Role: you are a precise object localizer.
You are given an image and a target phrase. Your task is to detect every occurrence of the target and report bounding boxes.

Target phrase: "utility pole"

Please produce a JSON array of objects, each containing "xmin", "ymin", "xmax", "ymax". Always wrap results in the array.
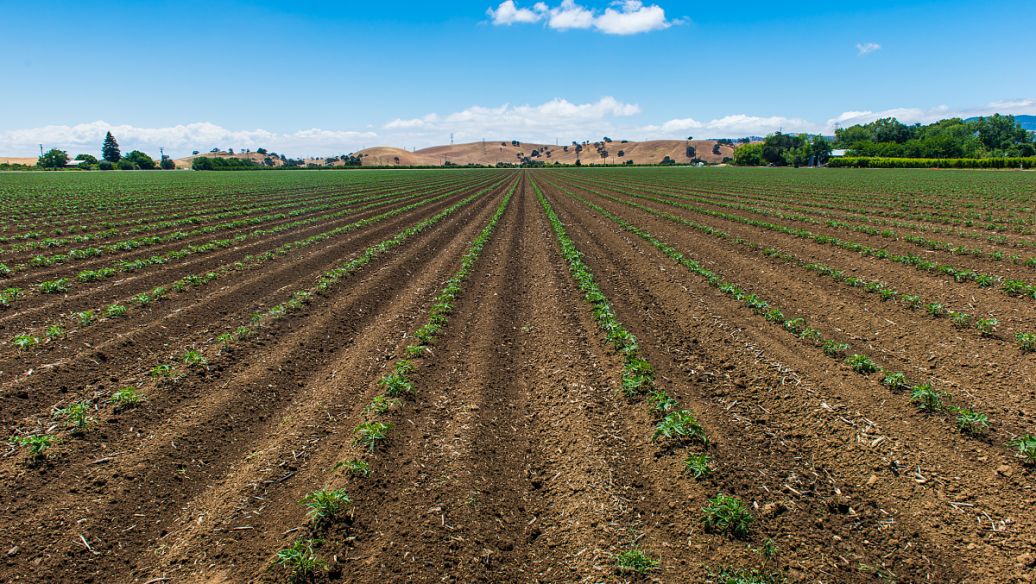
[
  {"xmin": 450, "ymin": 133, "xmax": 454, "ymax": 145},
  {"xmin": 39, "ymin": 144, "xmax": 44, "ymax": 156}
]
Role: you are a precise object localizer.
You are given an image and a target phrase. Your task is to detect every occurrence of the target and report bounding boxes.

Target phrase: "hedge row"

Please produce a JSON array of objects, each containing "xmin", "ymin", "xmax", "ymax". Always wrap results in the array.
[{"xmin": 829, "ymin": 156, "xmax": 1036, "ymax": 169}]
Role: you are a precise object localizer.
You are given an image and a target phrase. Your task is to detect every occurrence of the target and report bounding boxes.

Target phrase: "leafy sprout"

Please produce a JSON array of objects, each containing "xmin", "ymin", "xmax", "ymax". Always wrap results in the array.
[
  {"xmin": 684, "ymin": 452, "xmax": 713, "ymax": 479},
  {"xmin": 702, "ymin": 493, "xmax": 753, "ymax": 539},
  {"xmin": 615, "ymin": 547, "xmax": 660, "ymax": 575},
  {"xmin": 301, "ymin": 488, "xmax": 351, "ymax": 527}
]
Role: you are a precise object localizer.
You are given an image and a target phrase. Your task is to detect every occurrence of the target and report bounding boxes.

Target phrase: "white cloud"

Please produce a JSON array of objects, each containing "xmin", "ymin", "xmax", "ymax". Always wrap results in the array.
[
  {"xmin": 825, "ymin": 99, "xmax": 1036, "ymax": 130},
  {"xmin": 594, "ymin": 1, "xmax": 671, "ymax": 35},
  {"xmin": 384, "ymin": 96, "xmax": 641, "ymax": 143},
  {"xmin": 856, "ymin": 42, "xmax": 881, "ymax": 56},
  {"xmin": 641, "ymin": 114, "xmax": 822, "ymax": 138},
  {"xmin": 487, "ymin": 0, "xmax": 677, "ymax": 34},
  {"xmin": 0, "ymin": 121, "xmax": 376, "ymax": 158},
  {"xmin": 486, "ymin": 0, "xmax": 546, "ymax": 25}
]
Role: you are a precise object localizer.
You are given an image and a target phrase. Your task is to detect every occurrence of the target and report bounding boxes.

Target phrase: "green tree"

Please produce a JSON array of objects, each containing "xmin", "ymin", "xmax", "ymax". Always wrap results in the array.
[
  {"xmin": 37, "ymin": 148, "xmax": 69, "ymax": 169},
  {"xmin": 122, "ymin": 150, "xmax": 156, "ymax": 170},
  {"xmin": 74, "ymin": 153, "xmax": 98, "ymax": 169},
  {"xmin": 733, "ymin": 143, "xmax": 764, "ymax": 166},
  {"xmin": 159, "ymin": 155, "xmax": 176, "ymax": 170},
  {"xmin": 972, "ymin": 114, "xmax": 1030, "ymax": 155},
  {"xmin": 102, "ymin": 132, "xmax": 121, "ymax": 163}
]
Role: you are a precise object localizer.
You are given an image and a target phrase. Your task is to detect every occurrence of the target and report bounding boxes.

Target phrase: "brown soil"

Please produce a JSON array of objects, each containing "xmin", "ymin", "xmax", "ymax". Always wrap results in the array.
[{"xmin": 1, "ymin": 169, "xmax": 1032, "ymax": 584}]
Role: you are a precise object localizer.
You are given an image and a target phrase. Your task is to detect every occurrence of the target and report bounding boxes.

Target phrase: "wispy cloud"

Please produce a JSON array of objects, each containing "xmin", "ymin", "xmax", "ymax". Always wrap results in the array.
[
  {"xmin": 487, "ymin": 0, "xmax": 677, "ymax": 35},
  {"xmin": 856, "ymin": 42, "xmax": 881, "ymax": 56}
]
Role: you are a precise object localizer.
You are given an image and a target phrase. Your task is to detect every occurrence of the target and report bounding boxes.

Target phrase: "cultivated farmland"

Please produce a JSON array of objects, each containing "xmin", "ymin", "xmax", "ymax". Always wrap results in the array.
[{"xmin": 1, "ymin": 168, "xmax": 1034, "ymax": 583}]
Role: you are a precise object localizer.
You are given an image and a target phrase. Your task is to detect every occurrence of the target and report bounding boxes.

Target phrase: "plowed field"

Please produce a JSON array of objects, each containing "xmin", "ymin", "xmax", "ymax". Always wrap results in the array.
[{"xmin": 1, "ymin": 168, "xmax": 1034, "ymax": 583}]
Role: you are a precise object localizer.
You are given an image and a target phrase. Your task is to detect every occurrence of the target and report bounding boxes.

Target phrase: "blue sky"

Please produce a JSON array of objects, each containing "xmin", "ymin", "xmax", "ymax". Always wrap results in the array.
[{"xmin": 2, "ymin": 0, "xmax": 1034, "ymax": 156}]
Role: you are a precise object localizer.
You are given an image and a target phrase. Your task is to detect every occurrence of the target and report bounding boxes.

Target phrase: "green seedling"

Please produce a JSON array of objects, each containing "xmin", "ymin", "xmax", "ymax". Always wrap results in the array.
[
  {"xmin": 76, "ymin": 310, "xmax": 96, "ymax": 327},
  {"xmin": 106, "ymin": 304, "xmax": 127, "ymax": 318},
  {"xmin": 274, "ymin": 538, "xmax": 325, "ymax": 581},
  {"xmin": 55, "ymin": 400, "xmax": 93, "ymax": 432},
  {"xmin": 845, "ymin": 354, "xmax": 880, "ymax": 374},
  {"xmin": 109, "ymin": 386, "xmax": 145, "ymax": 411},
  {"xmin": 332, "ymin": 458, "xmax": 371, "ymax": 477},
  {"xmin": 881, "ymin": 372, "xmax": 908, "ymax": 391},
  {"xmin": 1018, "ymin": 332, "xmax": 1036, "ymax": 353},
  {"xmin": 910, "ymin": 383, "xmax": 947, "ymax": 413},
  {"xmin": 822, "ymin": 340, "xmax": 849, "ymax": 358},
  {"xmin": 301, "ymin": 488, "xmax": 351, "ymax": 527},
  {"xmin": 710, "ymin": 567, "xmax": 784, "ymax": 584},
  {"xmin": 975, "ymin": 317, "xmax": 998, "ymax": 337},
  {"xmin": 949, "ymin": 311, "xmax": 972, "ymax": 329},
  {"xmin": 926, "ymin": 302, "xmax": 946, "ymax": 317},
  {"xmin": 9, "ymin": 434, "xmax": 56, "ymax": 460},
  {"xmin": 12, "ymin": 334, "xmax": 38, "ymax": 350},
  {"xmin": 615, "ymin": 547, "xmax": 660, "ymax": 575},
  {"xmin": 354, "ymin": 421, "xmax": 391, "ymax": 452},
  {"xmin": 46, "ymin": 325, "xmax": 65, "ymax": 340},
  {"xmin": 954, "ymin": 408, "xmax": 990, "ymax": 437},
  {"xmin": 182, "ymin": 349, "xmax": 207, "ymax": 368},
  {"xmin": 901, "ymin": 294, "xmax": 922, "ymax": 309},
  {"xmin": 39, "ymin": 278, "xmax": 70, "ymax": 294},
  {"xmin": 653, "ymin": 410, "xmax": 708, "ymax": 445},
  {"xmin": 650, "ymin": 389, "xmax": 679, "ymax": 415},
  {"xmin": 1009, "ymin": 434, "xmax": 1036, "ymax": 464},
  {"xmin": 363, "ymin": 395, "xmax": 401, "ymax": 417},
  {"xmin": 702, "ymin": 493, "xmax": 753, "ymax": 539},
  {"xmin": 684, "ymin": 452, "xmax": 713, "ymax": 479},
  {"xmin": 621, "ymin": 357, "xmax": 654, "ymax": 397},
  {"xmin": 151, "ymin": 363, "xmax": 175, "ymax": 378}
]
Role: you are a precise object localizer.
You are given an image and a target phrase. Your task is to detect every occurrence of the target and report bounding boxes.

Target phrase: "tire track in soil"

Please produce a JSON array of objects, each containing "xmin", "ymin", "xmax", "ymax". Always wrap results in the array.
[
  {"xmin": 541, "ymin": 177, "xmax": 984, "ymax": 583},
  {"xmin": 0, "ymin": 177, "xmax": 516, "ymax": 583},
  {"xmin": 554, "ymin": 178, "xmax": 1036, "ymax": 440},
  {"xmin": 0, "ymin": 179, "xmax": 506, "ymax": 426}
]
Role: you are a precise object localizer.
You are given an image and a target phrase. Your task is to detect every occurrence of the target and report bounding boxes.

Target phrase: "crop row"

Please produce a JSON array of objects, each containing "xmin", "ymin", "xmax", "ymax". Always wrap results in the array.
[
  {"xmin": 5, "ymin": 178, "xmax": 510, "ymax": 355},
  {"xmin": 555, "ymin": 184, "xmax": 1035, "ymax": 468},
  {"xmin": 533, "ymin": 178, "xmax": 780, "ymax": 578},
  {"xmin": 6, "ymin": 177, "xmax": 506, "ymax": 468},
  {"xmin": 548, "ymin": 178, "xmax": 1034, "ymax": 351},
  {"xmin": 270, "ymin": 180, "xmax": 517, "ymax": 580},
  {"xmin": 568, "ymin": 179, "xmax": 1036, "ymax": 301}
]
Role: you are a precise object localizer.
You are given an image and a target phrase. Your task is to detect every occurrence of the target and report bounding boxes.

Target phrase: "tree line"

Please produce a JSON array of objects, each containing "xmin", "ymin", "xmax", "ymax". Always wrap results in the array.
[{"xmin": 37, "ymin": 132, "xmax": 176, "ymax": 170}]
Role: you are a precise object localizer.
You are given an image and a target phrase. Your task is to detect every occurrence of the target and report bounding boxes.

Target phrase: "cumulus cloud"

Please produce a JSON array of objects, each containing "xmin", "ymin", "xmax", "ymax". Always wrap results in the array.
[
  {"xmin": 486, "ymin": 0, "xmax": 547, "ymax": 25},
  {"xmin": 0, "ymin": 121, "xmax": 377, "ymax": 158},
  {"xmin": 383, "ymin": 96, "xmax": 641, "ymax": 143},
  {"xmin": 486, "ymin": 0, "xmax": 676, "ymax": 35},
  {"xmin": 825, "ymin": 99, "xmax": 1036, "ymax": 129},
  {"xmin": 856, "ymin": 42, "xmax": 881, "ymax": 56},
  {"xmin": 641, "ymin": 114, "xmax": 822, "ymax": 138}
]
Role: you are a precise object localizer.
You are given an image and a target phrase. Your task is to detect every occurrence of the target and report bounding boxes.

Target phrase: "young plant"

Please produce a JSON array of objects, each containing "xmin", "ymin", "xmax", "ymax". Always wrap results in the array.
[
  {"xmin": 702, "ymin": 493, "xmax": 753, "ymax": 539},
  {"xmin": 39, "ymin": 278, "xmax": 70, "ymax": 294},
  {"xmin": 615, "ymin": 547, "xmax": 660, "ymax": 575},
  {"xmin": 1010, "ymin": 434, "xmax": 1036, "ymax": 464},
  {"xmin": 106, "ymin": 304, "xmax": 128, "ymax": 318},
  {"xmin": 684, "ymin": 452, "xmax": 713, "ymax": 479},
  {"xmin": 332, "ymin": 458, "xmax": 371, "ymax": 477},
  {"xmin": 822, "ymin": 340, "xmax": 849, "ymax": 358},
  {"xmin": 621, "ymin": 357, "xmax": 654, "ymax": 398},
  {"xmin": 274, "ymin": 538, "xmax": 325, "ymax": 581},
  {"xmin": 901, "ymin": 294, "xmax": 922, "ymax": 310},
  {"xmin": 150, "ymin": 363, "xmax": 175, "ymax": 378},
  {"xmin": 783, "ymin": 318, "xmax": 806, "ymax": 335},
  {"xmin": 301, "ymin": 488, "xmax": 351, "ymax": 527},
  {"xmin": 134, "ymin": 293, "xmax": 152, "ymax": 307},
  {"xmin": 954, "ymin": 408, "xmax": 990, "ymax": 437},
  {"xmin": 378, "ymin": 369, "xmax": 413, "ymax": 398},
  {"xmin": 109, "ymin": 386, "xmax": 145, "ymax": 411},
  {"xmin": 881, "ymin": 371, "xmax": 908, "ymax": 391},
  {"xmin": 45, "ymin": 325, "xmax": 65, "ymax": 340},
  {"xmin": 10, "ymin": 433, "xmax": 57, "ymax": 460},
  {"xmin": 710, "ymin": 567, "xmax": 783, "ymax": 584},
  {"xmin": 354, "ymin": 421, "xmax": 391, "ymax": 452},
  {"xmin": 764, "ymin": 309, "xmax": 785, "ymax": 324},
  {"xmin": 1018, "ymin": 332, "xmax": 1036, "ymax": 353},
  {"xmin": 364, "ymin": 394, "xmax": 401, "ymax": 417},
  {"xmin": 910, "ymin": 383, "xmax": 947, "ymax": 413},
  {"xmin": 649, "ymin": 389, "xmax": 679, "ymax": 415},
  {"xmin": 12, "ymin": 334, "xmax": 39, "ymax": 351},
  {"xmin": 975, "ymin": 317, "xmax": 998, "ymax": 338},
  {"xmin": 55, "ymin": 400, "xmax": 93, "ymax": 433},
  {"xmin": 653, "ymin": 410, "xmax": 708, "ymax": 445},
  {"xmin": 76, "ymin": 310, "xmax": 96, "ymax": 327},
  {"xmin": 925, "ymin": 302, "xmax": 946, "ymax": 318},
  {"xmin": 845, "ymin": 354, "xmax": 880, "ymax": 374},
  {"xmin": 949, "ymin": 311, "xmax": 972, "ymax": 329},
  {"xmin": 182, "ymin": 349, "xmax": 207, "ymax": 368}
]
